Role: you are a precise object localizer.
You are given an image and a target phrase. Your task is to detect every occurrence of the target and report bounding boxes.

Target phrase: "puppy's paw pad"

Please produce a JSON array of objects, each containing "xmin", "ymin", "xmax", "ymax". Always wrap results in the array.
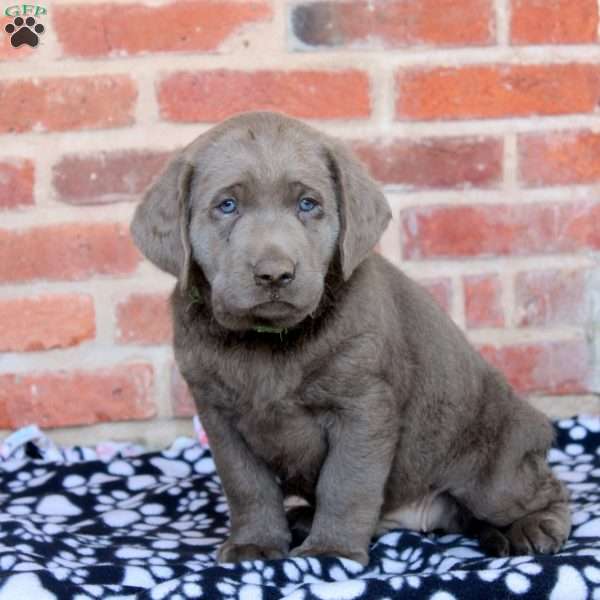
[
  {"xmin": 217, "ymin": 541, "xmax": 286, "ymax": 563},
  {"xmin": 508, "ymin": 515, "xmax": 568, "ymax": 555}
]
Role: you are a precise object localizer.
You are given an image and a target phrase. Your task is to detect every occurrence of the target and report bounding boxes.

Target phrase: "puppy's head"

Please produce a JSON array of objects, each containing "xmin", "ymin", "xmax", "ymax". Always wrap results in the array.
[{"xmin": 131, "ymin": 112, "xmax": 390, "ymax": 332}]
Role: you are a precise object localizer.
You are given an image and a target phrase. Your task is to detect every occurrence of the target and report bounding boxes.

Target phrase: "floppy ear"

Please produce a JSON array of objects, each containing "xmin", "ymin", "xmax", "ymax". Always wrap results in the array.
[
  {"xmin": 327, "ymin": 142, "xmax": 392, "ymax": 280},
  {"xmin": 130, "ymin": 154, "xmax": 195, "ymax": 290}
]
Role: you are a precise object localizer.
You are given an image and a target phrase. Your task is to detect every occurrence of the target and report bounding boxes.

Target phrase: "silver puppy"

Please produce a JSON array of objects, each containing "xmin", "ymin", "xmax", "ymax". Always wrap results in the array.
[{"xmin": 131, "ymin": 111, "xmax": 570, "ymax": 565}]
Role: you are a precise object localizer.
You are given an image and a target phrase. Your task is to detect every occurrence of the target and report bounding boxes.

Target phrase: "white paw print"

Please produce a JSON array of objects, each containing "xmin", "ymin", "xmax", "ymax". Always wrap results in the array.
[
  {"xmin": 478, "ymin": 555, "xmax": 543, "ymax": 594},
  {"xmin": 164, "ymin": 478, "xmax": 194, "ymax": 496},
  {"xmin": 216, "ymin": 576, "xmax": 265, "ymax": 600},
  {"xmin": 62, "ymin": 474, "xmax": 95, "ymax": 496},
  {"xmin": 46, "ymin": 551, "xmax": 89, "ymax": 584},
  {"xmin": 94, "ymin": 489, "xmax": 143, "ymax": 513},
  {"xmin": 176, "ymin": 489, "xmax": 209, "ymax": 514},
  {"xmin": 12, "ymin": 520, "xmax": 55, "ymax": 544},
  {"xmin": 7, "ymin": 468, "xmax": 52, "ymax": 493},
  {"xmin": 379, "ymin": 545, "xmax": 426, "ymax": 577},
  {"xmin": 183, "ymin": 551, "xmax": 217, "ymax": 572},
  {"xmin": 149, "ymin": 573, "xmax": 203, "ymax": 600},
  {"xmin": 115, "ymin": 546, "xmax": 178, "ymax": 580}
]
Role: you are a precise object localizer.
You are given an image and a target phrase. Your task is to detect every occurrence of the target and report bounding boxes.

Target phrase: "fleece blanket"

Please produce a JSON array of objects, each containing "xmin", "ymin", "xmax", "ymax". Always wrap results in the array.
[{"xmin": 0, "ymin": 417, "xmax": 600, "ymax": 600}]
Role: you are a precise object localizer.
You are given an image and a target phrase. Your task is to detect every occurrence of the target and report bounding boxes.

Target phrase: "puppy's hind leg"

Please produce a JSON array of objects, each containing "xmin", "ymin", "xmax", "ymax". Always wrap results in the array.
[
  {"xmin": 374, "ymin": 491, "xmax": 513, "ymax": 557},
  {"xmin": 456, "ymin": 461, "xmax": 570, "ymax": 555},
  {"xmin": 453, "ymin": 412, "xmax": 571, "ymax": 555},
  {"xmin": 458, "ymin": 512, "xmax": 512, "ymax": 557}
]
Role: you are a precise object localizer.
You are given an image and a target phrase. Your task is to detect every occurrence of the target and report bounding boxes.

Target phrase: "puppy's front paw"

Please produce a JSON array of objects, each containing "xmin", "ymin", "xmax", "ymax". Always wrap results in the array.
[
  {"xmin": 507, "ymin": 513, "xmax": 569, "ymax": 555},
  {"xmin": 290, "ymin": 538, "xmax": 368, "ymax": 566},
  {"xmin": 217, "ymin": 539, "xmax": 287, "ymax": 563}
]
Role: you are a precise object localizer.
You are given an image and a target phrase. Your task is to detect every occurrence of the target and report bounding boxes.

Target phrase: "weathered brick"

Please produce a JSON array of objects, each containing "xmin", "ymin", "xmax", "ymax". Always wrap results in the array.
[
  {"xmin": 519, "ymin": 131, "xmax": 600, "ymax": 187},
  {"xmin": 464, "ymin": 274, "xmax": 504, "ymax": 328},
  {"xmin": 353, "ymin": 137, "xmax": 502, "ymax": 189},
  {"xmin": 54, "ymin": 1, "xmax": 271, "ymax": 57},
  {"xmin": 401, "ymin": 201, "xmax": 600, "ymax": 259},
  {"xmin": 172, "ymin": 365, "xmax": 196, "ymax": 418},
  {"xmin": 0, "ymin": 364, "xmax": 156, "ymax": 429},
  {"xmin": 53, "ymin": 150, "xmax": 170, "ymax": 205},
  {"xmin": 0, "ymin": 295, "xmax": 95, "ymax": 352},
  {"xmin": 0, "ymin": 223, "xmax": 140, "ymax": 283},
  {"xmin": 291, "ymin": 0, "xmax": 494, "ymax": 49},
  {"xmin": 0, "ymin": 158, "xmax": 34, "ymax": 209},
  {"xmin": 479, "ymin": 340, "xmax": 589, "ymax": 395},
  {"xmin": 0, "ymin": 75, "xmax": 137, "ymax": 133},
  {"xmin": 511, "ymin": 0, "xmax": 598, "ymax": 44},
  {"xmin": 116, "ymin": 293, "xmax": 172, "ymax": 345},
  {"xmin": 396, "ymin": 64, "xmax": 600, "ymax": 120},
  {"xmin": 418, "ymin": 278, "xmax": 452, "ymax": 313},
  {"xmin": 158, "ymin": 70, "xmax": 370, "ymax": 122},
  {"xmin": 515, "ymin": 269, "xmax": 586, "ymax": 327}
]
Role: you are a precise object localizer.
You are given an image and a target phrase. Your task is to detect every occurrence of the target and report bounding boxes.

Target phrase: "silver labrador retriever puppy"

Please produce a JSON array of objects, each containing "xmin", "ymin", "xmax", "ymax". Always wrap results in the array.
[{"xmin": 131, "ymin": 111, "xmax": 570, "ymax": 565}]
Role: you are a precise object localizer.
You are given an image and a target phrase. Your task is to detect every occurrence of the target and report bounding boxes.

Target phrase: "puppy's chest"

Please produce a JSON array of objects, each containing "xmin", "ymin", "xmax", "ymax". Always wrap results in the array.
[
  {"xmin": 218, "ymin": 363, "xmax": 330, "ymax": 487},
  {"xmin": 235, "ymin": 404, "xmax": 328, "ymax": 486},
  {"xmin": 197, "ymin": 346, "xmax": 340, "ymax": 488}
]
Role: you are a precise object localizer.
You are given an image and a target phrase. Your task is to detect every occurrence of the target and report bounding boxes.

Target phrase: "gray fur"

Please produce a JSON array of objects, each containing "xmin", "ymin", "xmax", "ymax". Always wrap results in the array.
[{"xmin": 131, "ymin": 111, "xmax": 570, "ymax": 565}]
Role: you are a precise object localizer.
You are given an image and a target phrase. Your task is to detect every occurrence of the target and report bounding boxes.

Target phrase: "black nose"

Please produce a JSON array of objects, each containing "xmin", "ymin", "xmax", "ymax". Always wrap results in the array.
[{"xmin": 253, "ymin": 258, "xmax": 296, "ymax": 288}]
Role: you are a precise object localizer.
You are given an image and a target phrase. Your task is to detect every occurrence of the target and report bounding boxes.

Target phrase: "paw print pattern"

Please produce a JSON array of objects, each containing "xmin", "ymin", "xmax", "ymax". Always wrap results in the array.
[
  {"xmin": 476, "ymin": 556, "xmax": 544, "ymax": 595},
  {"xmin": 4, "ymin": 16, "xmax": 44, "ymax": 48},
  {"xmin": 6, "ymin": 467, "xmax": 53, "ymax": 493},
  {"xmin": 176, "ymin": 489, "xmax": 209, "ymax": 514},
  {"xmin": 0, "ymin": 420, "xmax": 600, "ymax": 598}
]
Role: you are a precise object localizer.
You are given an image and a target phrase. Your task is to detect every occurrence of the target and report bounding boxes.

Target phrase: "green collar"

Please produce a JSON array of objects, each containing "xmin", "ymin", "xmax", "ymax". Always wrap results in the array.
[
  {"xmin": 189, "ymin": 287, "xmax": 288, "ymax": 338},
  {"xmin": 253, "ymin": 325, "xmax": 284, "ymax": 334},
  {"xmin": 186, "ymin": 286, "xmax": 202, "ymax": 313},
  {"xmin": 253, "ymin": 325, "xmax": 287, "ymax": 336}
]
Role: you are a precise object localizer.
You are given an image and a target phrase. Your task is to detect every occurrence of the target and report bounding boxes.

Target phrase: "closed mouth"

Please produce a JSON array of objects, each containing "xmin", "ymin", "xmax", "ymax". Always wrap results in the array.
[{"xmin": 251, "ymin": 301, "xmax": 296, "ymax": 317}]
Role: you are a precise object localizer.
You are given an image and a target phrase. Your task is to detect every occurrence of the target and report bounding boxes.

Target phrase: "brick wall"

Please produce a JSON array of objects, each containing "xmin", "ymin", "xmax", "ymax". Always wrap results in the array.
[{"xmin": 1, "ymin": 0, "xmax": 599, "ymax": 447}]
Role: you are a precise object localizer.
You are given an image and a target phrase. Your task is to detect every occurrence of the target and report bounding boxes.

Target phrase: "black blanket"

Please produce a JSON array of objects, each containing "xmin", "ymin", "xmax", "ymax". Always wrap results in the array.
[{"xmin": 1, "ymin": 418, "xmax": 599, "ymax": 599}]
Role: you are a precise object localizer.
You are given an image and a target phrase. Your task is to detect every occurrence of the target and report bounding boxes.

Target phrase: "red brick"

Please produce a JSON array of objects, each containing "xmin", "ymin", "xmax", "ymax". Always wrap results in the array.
[
  {"xmin": 515, "ymin": 269, "xmax": 586, "ymax": 327},
  {"xmin": 519, "ymin": 131, "xmax": 600, "ymax": 187},
  {"xmin": 0, "ymin": 223, "xmax": 140, "ymax": 283},
  {"xmin": 291, "ymin": 0, "xmax": 494, "ymax": 48},
  {"xmin": 116, "ymin": 293, "xmax": 172, "ymax": 345},
  {"xmin": 0, "ymin": 159, "xmax": 34, "ymax": 209},
  {"xmin": 55, "ymin": 1, "xmax": 271, "ymax": 58},
  {"xmin": 0, "ymin": 364, "xmax": 156, "ymax": 429},
  {"xmin": 479, "ymin": 340, "xmax": 589, "ymax": 395},
  {"xmin": 401, "ymin": 201, "xmax": 600, "ymax": 259},
  {"xmin": 158, "ymin": 70, "xmax": 370, "ymax": 122},
  {"xmin": 353, "ymin": 137, "xmax": 502, "ymax": 189},
  {"xmin": 0, "ymin": 295, "xmax": 95, "ymax": 352},
  {"xmin": 0, "ymin": 75, "xmax": 137, "ymax": 134},
  {"xmin": 511, "ymin": 0, "xmax": 598, "ymax": 44},
  {"xmin": 395, "ymin": 64, "xmax": 600, "ymax": 120},
  {"xmin": 53, "ymin": 150, "xmax": 170, "ymax": 205},
  {"xmin": 418, "ymin": 278, "xmax": 452, "ymax": 313},
  {"xmin": 172, "ymin": 365, "xmax": 196, "ymax": 417},
  {"xmin": 464, "ymin": 274, "xmax": 504, "ymax": 328}
]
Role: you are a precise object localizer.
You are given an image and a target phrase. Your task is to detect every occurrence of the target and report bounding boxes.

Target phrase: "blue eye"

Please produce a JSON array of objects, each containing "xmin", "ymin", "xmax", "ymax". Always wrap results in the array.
[
  {"xmin": 218, "ymin": 198, "xmax": 237, "ymax": 214},
  {"xmin": 298, "ymin": 197, "xmax": 317, "ymax": 212}
]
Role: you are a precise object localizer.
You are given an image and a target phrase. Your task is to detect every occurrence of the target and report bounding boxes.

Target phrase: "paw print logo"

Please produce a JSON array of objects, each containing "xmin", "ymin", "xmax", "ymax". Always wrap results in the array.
[{"xmin": 5, "ymin": 16, "xmax": 44, "ymax": 48}]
